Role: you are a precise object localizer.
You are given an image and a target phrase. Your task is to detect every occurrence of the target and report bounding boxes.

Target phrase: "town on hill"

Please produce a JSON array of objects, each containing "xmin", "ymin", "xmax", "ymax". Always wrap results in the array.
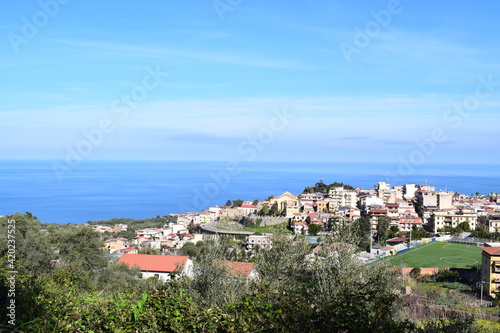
[
  {"xmin": 92, "ymin": 180, "xmax": 500, "ymax": 261},
  {"xmin": 3, "ymin": 180, "xmax": 500, "ymax": 332}
]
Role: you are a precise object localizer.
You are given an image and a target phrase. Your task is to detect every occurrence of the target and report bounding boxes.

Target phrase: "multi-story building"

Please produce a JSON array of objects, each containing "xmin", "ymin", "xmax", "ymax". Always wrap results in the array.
[
  {"xmin": 404, "ymin": 183, "xmax": 418, "ymax": 200},
  {"xmin": 375, "ymin": 182, "xmax": 398, "ymax": 203},
  {"xmin": 398, "ymin": 215, "xmax": 423, "ymax": 232},
  {"xmin": 220, "ymin": 207, "xmax": 243, "ymax": 220},
  {"xmin": 430, "ymin": 210, "xmax": 477, "ymax": 233},
  {"xmin": 415, "ymin": 190, "xmax": 438, "ymax": 208},
  {"xmin": 481, "ymin": 245, "xmax": 500, "ymax": 296},
  {"xmin": 437, "ymin": 192, "xmax": 454, "ymax": 210},
  {"xmin": 359, "ymin": 195, "xmax": 384, "ymax": 210},
  {"xmin": 420, "ymin": 184, "xmax": 436, "ymax": 192},
  {"xmin": 376, "ymin": 182, "xmax": 391, "ymax": 191},
  {"xmin": 272, "ymin": 191, "xmax": 299, "ymax": 210},
  {"xmin": 393, "ymin": 186, "xmax": 404, "ymax": 201},
  {"xmin": 199, "ymin": 211, "xmax": 215, "ymax": 224},
  {"xmin": 328, "ymin": 187, "xmax": 358, "ymax": 208},
  {"xmin": 386, "ymin": 203, "xmax": 399, "ymax": 218},
  {"xmin": 284, "ymin": 204, "xmax": 300, "ymax": 217},
  {"xmin": 104, "ymin": 238, "xmax": 129, "ymax": 253},
  {"xmin": 247, "ymin": 235, "xmax": 271, "ymax": 249},
  {"xmin": 316, "ymin": 200, "xmax": 329, "ymax": 212}
]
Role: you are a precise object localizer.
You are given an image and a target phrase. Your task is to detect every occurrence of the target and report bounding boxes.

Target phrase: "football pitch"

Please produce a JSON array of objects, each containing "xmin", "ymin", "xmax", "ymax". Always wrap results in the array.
[{"xmin": 386, "ymin": 242, "xmax": 482, "ymax": 269}]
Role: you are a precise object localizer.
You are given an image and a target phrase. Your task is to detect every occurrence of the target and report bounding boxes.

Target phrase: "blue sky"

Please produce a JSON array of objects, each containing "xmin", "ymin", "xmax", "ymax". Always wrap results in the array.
[{"xmin": 1, "ymin": 0, "xmax": 500, "ymax": 164}]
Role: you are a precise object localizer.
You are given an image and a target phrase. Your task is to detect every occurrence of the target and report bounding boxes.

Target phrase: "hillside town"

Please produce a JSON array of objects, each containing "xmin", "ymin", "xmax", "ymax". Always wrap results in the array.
[
  {"xmin": 88, "ymin": 181, "xmax": 500, "ymax": 297},
  {"xmin": 4, "ymin": 181, "xmax": 500, "ymax": 331},
  {"xmin": 92, "ymin": 181, "xmax": 500, "ymax": 253}
]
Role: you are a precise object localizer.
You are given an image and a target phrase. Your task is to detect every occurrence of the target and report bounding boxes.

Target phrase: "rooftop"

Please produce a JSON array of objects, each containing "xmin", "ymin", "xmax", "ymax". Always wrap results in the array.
[{"xmin": 118, "ymin": 254, "xmax": 189, "ymax": 272}]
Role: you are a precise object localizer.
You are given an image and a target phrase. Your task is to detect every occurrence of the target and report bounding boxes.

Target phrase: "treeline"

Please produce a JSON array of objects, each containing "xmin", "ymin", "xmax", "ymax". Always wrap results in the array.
[
  {"xmin": 303, "ymin": 180, "xmax": 355, "ymax": 193},
  {"xmin": 0, "ymin": 212, "xmax": 496, "ymax": 332}
]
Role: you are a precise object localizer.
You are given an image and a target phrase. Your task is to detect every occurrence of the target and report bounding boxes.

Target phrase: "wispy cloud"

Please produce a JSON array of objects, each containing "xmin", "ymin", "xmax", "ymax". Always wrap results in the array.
[{"xmin": 46, "ymin": 39, "xmax": 308, "ymax": 69}]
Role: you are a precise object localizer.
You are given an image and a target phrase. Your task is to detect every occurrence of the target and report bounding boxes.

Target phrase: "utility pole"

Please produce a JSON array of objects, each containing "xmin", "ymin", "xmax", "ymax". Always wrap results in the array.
[
  {"xmin": 480, "ymin": 280, "xmax": 485, "ymax": 307},
  {"xmin": 370, "ymin": 227, "xmax": 373, "ymax": 253},
  {"xmin": 409, "ymin": 228, "xmax": 412, "ymax": 249}
]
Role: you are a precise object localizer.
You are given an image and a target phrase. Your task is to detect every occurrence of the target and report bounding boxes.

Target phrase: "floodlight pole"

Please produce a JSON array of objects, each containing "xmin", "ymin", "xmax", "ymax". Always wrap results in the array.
[
  {"xmin": 480, "ymin": 280, "xmax": 485, "ymax": 307},
  {"xmin": 370, "ymin": 227, "xmax": 373, "ymax": 253}
]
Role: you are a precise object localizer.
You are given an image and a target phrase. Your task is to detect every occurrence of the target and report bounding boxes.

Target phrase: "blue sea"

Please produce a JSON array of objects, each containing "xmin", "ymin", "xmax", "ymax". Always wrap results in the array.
[{"xmin": 1, "ymin": 160, "xmax": 500, "ymax": 224}]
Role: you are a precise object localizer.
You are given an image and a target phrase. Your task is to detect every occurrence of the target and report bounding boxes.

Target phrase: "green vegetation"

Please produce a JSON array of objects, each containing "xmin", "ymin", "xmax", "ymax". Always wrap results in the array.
[
  {"xmin": 387, "ymin": 242, "xmax": 482, "ymax": 269},
  {"xmin": 308, "ymin": 223, "xmax": 323, "ymax": 235},
  {"xmin": 244, "ymin": 222, "xmax": 291, "ymax": 234},
  {"xmin": 1, "ymin": 212, "xmax": 497, "ymax": 332},
  {"xmin": 303, "ymin": 180, "xmax": 355, "ymax": 193},
  {"xmin": 87, "ymin": 216, "xmax": 176, "ymax": 240},
  {"xmin": 377, "ymin": 216, "xmax": 391, "ymax": 243},
  {"xmin": 438, "ymin": 222, "xmax": 472, "ymax": 235}
]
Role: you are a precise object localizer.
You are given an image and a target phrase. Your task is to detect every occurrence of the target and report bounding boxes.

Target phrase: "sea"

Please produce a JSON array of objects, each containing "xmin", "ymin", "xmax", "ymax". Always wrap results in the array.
[{"xmin": 1, "ymin": 160, "xmax": 500, "ymax": 224}]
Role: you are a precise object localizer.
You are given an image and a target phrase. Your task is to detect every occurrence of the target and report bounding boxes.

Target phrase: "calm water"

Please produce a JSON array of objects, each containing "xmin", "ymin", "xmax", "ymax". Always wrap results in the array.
[{"xmin": 1, "ymin": 160, "xmax": 499, "ymax": 224}]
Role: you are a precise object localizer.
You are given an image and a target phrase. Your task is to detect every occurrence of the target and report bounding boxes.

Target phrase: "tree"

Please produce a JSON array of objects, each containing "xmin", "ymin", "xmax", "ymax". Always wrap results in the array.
[
  {"xmin": 270, "ymin": 203, "xmax": 280, "ymax": 216},
  {"xmin": 377, "ymin": 216, "xmax": 391, "ymax": 244},
  {"xmin": 183, "ymin": 239, "xmax": 249, "ymax": 308},
  {"xmin": 252, "ymin": 199, "xmax": 259, "ymax": 205},
  {"xmin": 138, "ymin": 248, "xmax": 160, "ymax": 255},
  {"xmin": 232, "ymin": 199, "xmax": 243, "ymax": 208},
  {"xmin": 456, "ymin": 222, "xmax": 470, "ymax": 232},
  {"xmin": 181, "ymin": 242, "xmax": 199, "ymax": 257},
  {"xmin": 409, "ymin": 267, "xmax": 421, "ymax": 279},
  {"xmin": 0, "ymin": 212, "xmax": 55, "ymax": 274},
  {"xmin": 354, "ymin": 217, "xmax": 372, "ymax": 251},
  {"xmin": 260, "ymin": 204, "xmax": 270, "ymax": 216},
  {"xmin": 303, "ymin": 181, "xmax": 355, "ymax": 194},
  {"xmin": 308, "ymin": 223, "xmax": 323, "ymax": 236},
  {"xmin": 388, "ymin": 225, "xmax": 400, "ymax": 239},
  {"xmin": 225, "ymin": 200, "xmax": 232, "ymax": 207},
  {"xmin": 51, "ymin": 226, "xmax": 107, "ymax": 271},
  {"xmin": 254, "ymin": 235, "xmax": 310, "ymax": 291}
]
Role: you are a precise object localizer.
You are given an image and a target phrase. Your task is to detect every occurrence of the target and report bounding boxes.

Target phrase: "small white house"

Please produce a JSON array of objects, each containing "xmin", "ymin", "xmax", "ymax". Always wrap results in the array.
[{"xmin": 118, "ymin": 254, "xmax": 193, "ymax": 282}]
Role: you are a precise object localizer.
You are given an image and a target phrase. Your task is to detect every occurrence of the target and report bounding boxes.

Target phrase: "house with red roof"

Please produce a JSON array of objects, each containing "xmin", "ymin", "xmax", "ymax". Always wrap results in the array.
[
  {"xmin": 219, "ymin": 261, "xmax": 258, "ymax": 279},
  {"xmin": 118, "ymin": 254, "xmax": 193, "ymax": 282},
  {"xmin": 271, "ymin": 191, "xmax": 299, "ymax": 211},
  {"xmin": 118, "ymin": 248, "xmax": 138, "ymax": 254},
  {"xmin": 239, "ymin": 204, "xmax": 257, "ymax": 216},
  {"xmin": 481, "ymin": 244, "xmax": 500, "ymax": 296},
  {"xmin": 104, "ymin": 237, "xmax": 129, "ymax": 253}
]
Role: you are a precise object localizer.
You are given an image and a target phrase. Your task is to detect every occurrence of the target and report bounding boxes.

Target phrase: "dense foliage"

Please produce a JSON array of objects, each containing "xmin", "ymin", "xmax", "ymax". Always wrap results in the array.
[{"xmin": 303, "ymin": 180, "xmax": 355, "ymax": 193}]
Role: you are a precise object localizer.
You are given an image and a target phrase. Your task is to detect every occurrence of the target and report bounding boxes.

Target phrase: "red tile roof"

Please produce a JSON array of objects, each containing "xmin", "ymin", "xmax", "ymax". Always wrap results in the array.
[
  {"xmin": 118, "ymin": 254, "xmax": 188, "ymax": 272},
  {"xmin": 241, "ymin": 205, "xmax": 257, "ymax": 208},
  {"xmin": 481, "ymin": 247, "xmax": 500, "ymax": 256},
  {"xmin": 120, "ymin": 248, "xmax": 137, "ymax": 253},
  {"xmin": 219, "ymin": 261, "xmax": 255, "ymax": 277},
  {"xmin": 387, "ymin": 237, "xmax": 408, "ymax": 242}
]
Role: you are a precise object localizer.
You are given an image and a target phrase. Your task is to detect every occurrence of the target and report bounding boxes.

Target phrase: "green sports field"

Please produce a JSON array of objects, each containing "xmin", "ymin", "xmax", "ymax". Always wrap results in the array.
[{"xmin": 386, "ymin": 242, "xmax": 482, "ymax": 269}]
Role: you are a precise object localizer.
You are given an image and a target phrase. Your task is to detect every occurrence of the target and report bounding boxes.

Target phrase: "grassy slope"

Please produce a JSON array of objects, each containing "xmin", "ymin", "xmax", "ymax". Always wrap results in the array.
[{"xmin": 387, "ymin": 241, "xmax": 482, "ymax": 269}]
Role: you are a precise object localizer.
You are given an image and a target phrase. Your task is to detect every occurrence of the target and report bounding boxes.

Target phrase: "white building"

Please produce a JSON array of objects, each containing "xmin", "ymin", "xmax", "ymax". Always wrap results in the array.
[
  {"xmin": 404, "ymin": 183, "xmax": 418, "ymax": 200},
  {"xmin": 118, "ymin": 254, "xmax": 193, "ymax": 282}
]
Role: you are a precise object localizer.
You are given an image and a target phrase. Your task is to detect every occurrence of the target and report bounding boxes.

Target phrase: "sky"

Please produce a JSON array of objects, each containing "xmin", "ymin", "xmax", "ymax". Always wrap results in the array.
[{"xmin": 1, "ymin": 0, "xmax": 500, "ymax": 165}]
